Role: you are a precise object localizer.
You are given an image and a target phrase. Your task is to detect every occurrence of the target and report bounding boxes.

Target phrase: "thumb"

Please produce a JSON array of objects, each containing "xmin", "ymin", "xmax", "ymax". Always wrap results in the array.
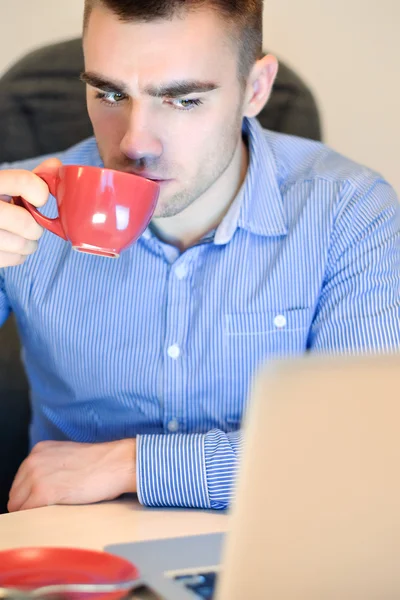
[
  {"xmin": 33, "ymin": 157, "xmax": 63, "ymax": 175},
  {"xmin": 33, "ymin": 158, "xmax": 63, "ymax": 199}
]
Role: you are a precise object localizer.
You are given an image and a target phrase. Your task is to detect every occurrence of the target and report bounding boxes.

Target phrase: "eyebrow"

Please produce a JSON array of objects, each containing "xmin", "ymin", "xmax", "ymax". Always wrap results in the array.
[{"xmin": 80, "ymin": 71, "xmax": 220, "ymax": 98}]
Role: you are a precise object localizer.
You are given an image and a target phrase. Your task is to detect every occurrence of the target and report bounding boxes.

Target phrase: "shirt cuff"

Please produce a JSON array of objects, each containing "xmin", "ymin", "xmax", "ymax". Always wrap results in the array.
[
  {"xmin": 136, "ymin": 433, "xmax": 211, "ymax": 509},
  {"xmin": 204, "ymin": 429, "xmax": 242, "ymax": 510}
]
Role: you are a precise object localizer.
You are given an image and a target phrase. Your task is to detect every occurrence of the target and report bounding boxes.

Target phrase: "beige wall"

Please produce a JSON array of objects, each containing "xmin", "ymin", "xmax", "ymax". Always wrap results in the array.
[
  {"xmin": 0, "ymin": 0, "xmax": 83, "ymax": 74},
  {"xmin": 263, "ymin": 1, "xmax": 400, "ymax": 195},
  {"xmin": 0, "ymin": 0, "xmax": 398, "ymax": 195}
]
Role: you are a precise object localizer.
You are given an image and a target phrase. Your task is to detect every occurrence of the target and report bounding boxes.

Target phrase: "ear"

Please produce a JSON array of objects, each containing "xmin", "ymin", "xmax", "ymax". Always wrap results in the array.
[{"xmin": 243, "ymin": 54, "xmax": 279, "ymax": 118}]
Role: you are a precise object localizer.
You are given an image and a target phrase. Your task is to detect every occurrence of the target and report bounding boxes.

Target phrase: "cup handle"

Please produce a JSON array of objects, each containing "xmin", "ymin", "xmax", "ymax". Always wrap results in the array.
[{"xmin": 15, "ymin": 170, "xmax": 67, "ymax": 240}]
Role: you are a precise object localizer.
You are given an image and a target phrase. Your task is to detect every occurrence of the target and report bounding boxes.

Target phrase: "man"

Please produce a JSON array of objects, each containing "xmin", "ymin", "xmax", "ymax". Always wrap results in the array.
[{"xmin": 0, "ymin": 0, "xmax": 399, "ymax": 513}]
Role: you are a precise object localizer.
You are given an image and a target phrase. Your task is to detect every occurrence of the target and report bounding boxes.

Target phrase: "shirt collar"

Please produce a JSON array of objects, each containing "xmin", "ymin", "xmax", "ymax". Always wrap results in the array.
[
  {"xmin": 91, "ymin": 116, "xmax": 288, "ymax": 245},
  {"xmin": 215, "ymin": 117, "xmax": 288, "ymax": 245}
]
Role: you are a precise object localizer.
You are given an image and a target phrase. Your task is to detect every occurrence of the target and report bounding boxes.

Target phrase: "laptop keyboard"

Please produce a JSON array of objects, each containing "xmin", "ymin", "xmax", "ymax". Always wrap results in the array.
[{"xmin": 174, "ymin": 571, "xmax": 218, "ymax": 599}]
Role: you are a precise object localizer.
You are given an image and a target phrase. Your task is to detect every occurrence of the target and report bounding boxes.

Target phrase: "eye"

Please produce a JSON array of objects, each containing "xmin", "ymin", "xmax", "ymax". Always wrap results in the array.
[
  {"xmin": 169, "ymin": 98, "xmax": 203, "ymax": 111},
  {"xmin": 95, "ymin": 91, "xmax": 127, "ymax": 106}
]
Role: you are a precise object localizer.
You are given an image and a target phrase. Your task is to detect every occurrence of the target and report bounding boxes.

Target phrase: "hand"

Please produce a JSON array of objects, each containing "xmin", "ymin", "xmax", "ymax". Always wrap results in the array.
[
  {"xmin": 0, "ymin": 158, "xmax": 62, "ymax": 267},
  {"xmin": 7, "ymin": 439, "xmax": 136, "ymax": 512}
]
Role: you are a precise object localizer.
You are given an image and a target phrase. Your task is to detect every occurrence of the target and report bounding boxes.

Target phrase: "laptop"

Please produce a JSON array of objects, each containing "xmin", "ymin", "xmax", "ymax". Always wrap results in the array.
[{"xmin": 106, "ymin": 352, "xmax": 400, "ymax": 599}]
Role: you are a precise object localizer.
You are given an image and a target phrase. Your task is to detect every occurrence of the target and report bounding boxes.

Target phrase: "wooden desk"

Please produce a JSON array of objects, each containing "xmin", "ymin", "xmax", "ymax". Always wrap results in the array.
[{"xmin": 0, "ymin": 495, "xmax": 228, "ymax": 550}]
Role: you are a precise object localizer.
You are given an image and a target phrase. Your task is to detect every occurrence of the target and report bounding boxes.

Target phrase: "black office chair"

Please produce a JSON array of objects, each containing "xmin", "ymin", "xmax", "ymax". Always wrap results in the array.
[{"xmin": 0, "ymin": 37, "xmax": 322, "ymax": 514}]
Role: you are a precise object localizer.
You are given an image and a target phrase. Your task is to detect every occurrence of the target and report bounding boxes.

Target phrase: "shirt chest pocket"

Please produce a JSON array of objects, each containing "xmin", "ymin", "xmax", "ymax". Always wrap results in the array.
[
  {"xmin": 225, "ymin": 308, "xmax": 311, "ymax": 340},
  {"xmin": 221, "ymin": 308, "xmax": 311, "ymax": 428}
]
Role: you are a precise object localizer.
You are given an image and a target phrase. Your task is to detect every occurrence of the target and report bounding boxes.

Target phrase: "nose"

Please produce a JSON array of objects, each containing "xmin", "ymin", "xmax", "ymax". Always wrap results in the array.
[{"xmin": 120, "ymin": 103, "xmax": 162, "ymax": 161}]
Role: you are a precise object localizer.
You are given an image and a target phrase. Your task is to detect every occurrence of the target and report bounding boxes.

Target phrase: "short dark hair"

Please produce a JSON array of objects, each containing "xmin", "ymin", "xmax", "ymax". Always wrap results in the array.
[{"xmin": 83, "ymin": 0, "xmax": 263, "ymax": 82}]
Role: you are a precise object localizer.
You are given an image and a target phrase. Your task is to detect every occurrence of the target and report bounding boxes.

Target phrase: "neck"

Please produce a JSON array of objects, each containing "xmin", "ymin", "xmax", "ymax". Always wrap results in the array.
[{"xmin": 151, "ymin": 137, "xmax": 249, "ymax": 252}]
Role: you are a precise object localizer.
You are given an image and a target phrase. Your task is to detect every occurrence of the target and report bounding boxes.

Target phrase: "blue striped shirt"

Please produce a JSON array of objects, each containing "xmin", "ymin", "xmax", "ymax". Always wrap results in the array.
[{"xmin": 1, "ymin": 117, "xmax": 399, "ymax": 510}]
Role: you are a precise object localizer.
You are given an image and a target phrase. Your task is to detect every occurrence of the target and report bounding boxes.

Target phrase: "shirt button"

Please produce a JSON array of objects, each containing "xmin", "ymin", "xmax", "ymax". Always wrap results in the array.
[
  {"xmin": 274, "ymin": 314, "xmax": 287, "ymax": 329},
  {"xmin": 168, "ymin": 419, "xmax": 180, "ymax": 433},
  {"xmin": 167, "ymin": 344, "xmax": 181, "ymax": 359},
  {"xmin": 175, "ymin": 264, "xmax": 188, "ymax": 280}
]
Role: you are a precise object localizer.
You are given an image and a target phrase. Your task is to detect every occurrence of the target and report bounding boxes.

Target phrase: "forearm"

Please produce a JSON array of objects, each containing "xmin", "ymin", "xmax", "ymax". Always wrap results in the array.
[{"xmin": 136, "ymin": 429, "xmax": 242, "ymax": 510}]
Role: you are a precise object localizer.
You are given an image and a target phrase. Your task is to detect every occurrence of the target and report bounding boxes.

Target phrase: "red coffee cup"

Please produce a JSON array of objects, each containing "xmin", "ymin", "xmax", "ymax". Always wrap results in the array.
[{"xmin": 16, "ymin": 165, "xmax": 160, "ymax": 258}]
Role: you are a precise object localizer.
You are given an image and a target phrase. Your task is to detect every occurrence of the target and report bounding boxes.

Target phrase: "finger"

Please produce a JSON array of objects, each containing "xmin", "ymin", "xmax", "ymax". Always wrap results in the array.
[
  {"xmin": 18, "ymin": 487, "xmax": 54, "ymax": 512},
  {"xmin": 32, "ymin": 158, "xmax": 63, "ymax": 198},
  {"xmin": 0, "ymin": 168, "xmax": 54, "ymax": 208},
  {"xmin": 0, "ymin": 229, "xmax": 38, "ymax": 255},
  {"xmin": 18, "ymin": 497, "xmax": 48, "ymax": 512},
  {"xmin": 7, "ymin": 480, "xmax": 31, "ymax": 513},
  {"xmin": 0, "ymin": 201, "xmax": 43, "ymax": 240},
  {"xmin": 0, "ymin": 250, "xmax": 26, "ymax": 268},
  {"xmin": 32, "ymin": 157, "xmax": 62, "ymax": 177}
]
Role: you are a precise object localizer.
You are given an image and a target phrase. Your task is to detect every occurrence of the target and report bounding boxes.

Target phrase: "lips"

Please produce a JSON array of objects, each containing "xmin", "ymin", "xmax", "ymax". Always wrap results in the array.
[{"xmin": 126, "ymin": 171, "xmax": 168, "ymax": 181}]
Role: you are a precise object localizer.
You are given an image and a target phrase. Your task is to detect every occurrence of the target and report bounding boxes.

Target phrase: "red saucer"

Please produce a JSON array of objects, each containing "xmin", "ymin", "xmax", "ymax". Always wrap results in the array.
[{"xmin": 0, "ymin": 547, "xmax": 139, "ymax": 600}]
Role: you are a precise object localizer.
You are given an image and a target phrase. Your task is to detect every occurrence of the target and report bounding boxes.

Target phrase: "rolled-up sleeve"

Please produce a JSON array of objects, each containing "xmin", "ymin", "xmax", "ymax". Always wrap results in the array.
[{"xmin": 137, "ymin": 429, "xmax": 242, "ymax": 510}]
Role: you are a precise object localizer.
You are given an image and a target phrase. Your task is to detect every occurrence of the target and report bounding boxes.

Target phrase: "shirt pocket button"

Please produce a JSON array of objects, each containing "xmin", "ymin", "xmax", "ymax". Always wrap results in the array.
[{"xmin": 274, "ymin": 314, "xmax": 287, "ymax": 329}]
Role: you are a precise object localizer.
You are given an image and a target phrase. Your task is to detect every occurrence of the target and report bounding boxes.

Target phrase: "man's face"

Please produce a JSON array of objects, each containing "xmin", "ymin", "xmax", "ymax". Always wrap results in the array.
[{"xmin": 83, "ymin": 6, "xmax": 247, "ymax": 218}]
